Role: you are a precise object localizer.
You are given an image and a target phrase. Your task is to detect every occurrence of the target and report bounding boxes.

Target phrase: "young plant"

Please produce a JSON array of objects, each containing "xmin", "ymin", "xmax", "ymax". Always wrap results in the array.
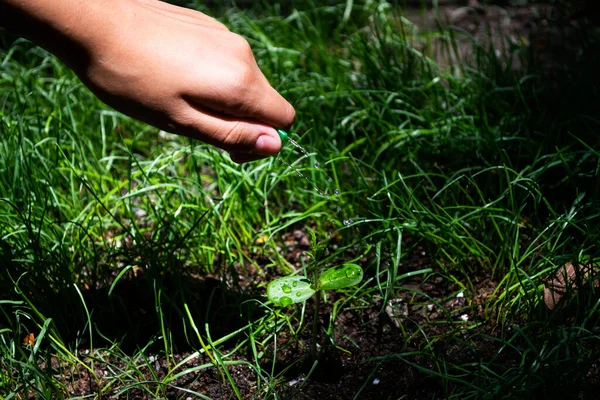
[
  {"xmin": 266, "ymin": 263, "xmax": 364, "ymax": 306},
  {"xmin": 267, "ymin": 263, "xmax": 363, "ymax": 362}
]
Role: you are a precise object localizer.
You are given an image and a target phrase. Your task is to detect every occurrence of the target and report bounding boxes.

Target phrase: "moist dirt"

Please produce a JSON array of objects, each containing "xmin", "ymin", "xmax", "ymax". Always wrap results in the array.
[{"xmin": 46, "ymin": 225, "xmax": 600, "ymax": 399}]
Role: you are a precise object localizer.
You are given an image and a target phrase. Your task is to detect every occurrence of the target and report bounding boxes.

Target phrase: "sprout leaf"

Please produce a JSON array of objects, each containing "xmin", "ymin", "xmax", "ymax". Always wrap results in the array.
[
  {"xmin": 318, "ymin": 264, "xmax": 363, "ymax": 290},
  {"xmin": 267, "ymin": 276, "xmax": 315, "ymax": 306}
]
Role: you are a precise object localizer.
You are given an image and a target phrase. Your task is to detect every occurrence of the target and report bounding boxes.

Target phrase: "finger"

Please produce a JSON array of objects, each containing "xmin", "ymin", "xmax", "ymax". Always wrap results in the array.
[
  {"xmin": 183, "ymin": 64, "xmax": 295, "ymax": 130},
  {"xmin": 176, "ymin": 105, "xmax": 282, "ymax": 155},
  {"xmin": 245, "ymin": 70, "xmax": 296, "ymax": 129},
  {"xmin": 252, "ymin": 81, "xmax": 296, "ymax": 129}
]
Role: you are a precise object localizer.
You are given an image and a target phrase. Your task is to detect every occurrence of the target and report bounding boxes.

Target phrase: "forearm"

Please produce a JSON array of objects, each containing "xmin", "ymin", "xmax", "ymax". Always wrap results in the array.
[{"xmin": 0, "ymin": 0, "xmax": 125, "ymax": 68}]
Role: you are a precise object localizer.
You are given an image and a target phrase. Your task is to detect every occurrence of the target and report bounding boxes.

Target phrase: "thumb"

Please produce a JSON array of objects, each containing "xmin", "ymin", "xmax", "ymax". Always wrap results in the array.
[{"xmin": 177, "ymin": 107, "xmax": 282, "ymax": 156}]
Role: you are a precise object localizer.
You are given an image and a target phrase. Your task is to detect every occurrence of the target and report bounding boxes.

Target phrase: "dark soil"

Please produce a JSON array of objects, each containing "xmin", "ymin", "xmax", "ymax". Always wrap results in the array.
[
  {"xmin": 51, "ymin": 254, "xmax": 504, "ymax": 399},
  {"xmin": 46, "ymin": 226, "xmax": 600, "ymax": 399}
]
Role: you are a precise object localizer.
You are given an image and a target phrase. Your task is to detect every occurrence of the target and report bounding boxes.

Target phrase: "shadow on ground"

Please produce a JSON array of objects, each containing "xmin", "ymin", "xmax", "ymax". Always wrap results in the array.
[{"xmin": 0, "ymin": 237, "xmax": 263, "ymax": 354}]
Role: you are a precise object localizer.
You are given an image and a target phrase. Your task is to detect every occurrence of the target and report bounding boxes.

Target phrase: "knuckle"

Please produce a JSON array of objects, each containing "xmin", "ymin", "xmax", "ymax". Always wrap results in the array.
[
  {"xmin": 230, "ymin": 34, "xmax": 254, "ymax": 59},
  {"xmin": 219, "ymin": 121, "xmax": 244, "ymax": 150},
  {"xmin": 164, "ymin": 103, "xmax": 194, "ymax": 128},
  {"xmin": 225, "ymin": 63, "xmax": 256, "ymax": 112},
  {"xmin": 165, "ymin": 112, "xmax": 197, "ymax": 140},
  {"xmin": 230, "ymin": 63, "xmax": 254, "ymax": 94}
]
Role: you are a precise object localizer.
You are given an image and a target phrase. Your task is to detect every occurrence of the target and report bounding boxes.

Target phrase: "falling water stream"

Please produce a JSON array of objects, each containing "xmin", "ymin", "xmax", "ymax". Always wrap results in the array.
[{"xmin": 279, "ymin": 134, "xmax": 355, "ymax": 227}]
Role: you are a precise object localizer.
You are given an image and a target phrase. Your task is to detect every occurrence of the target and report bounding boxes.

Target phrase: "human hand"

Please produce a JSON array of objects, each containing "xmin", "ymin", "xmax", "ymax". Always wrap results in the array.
[{"xmin": 1, "ymin": 0, "xmax": 295, "ymax": 163}]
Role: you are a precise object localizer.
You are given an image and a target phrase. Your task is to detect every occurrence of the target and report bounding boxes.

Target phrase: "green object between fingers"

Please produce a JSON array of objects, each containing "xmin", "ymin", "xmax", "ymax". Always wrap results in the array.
[{"xmin": 277, "ymin": 129, "xmax": 288, "ymax": 142}]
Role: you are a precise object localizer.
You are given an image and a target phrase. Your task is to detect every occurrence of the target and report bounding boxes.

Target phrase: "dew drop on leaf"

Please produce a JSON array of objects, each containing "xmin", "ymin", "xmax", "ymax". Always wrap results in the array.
[
  {"xmin": 280, "ymin": 296, "xmax": 293, "ymax": 306},
  {"xmin": 334, "ymin": 189, "xmax": 340, "ymax": 196},
  {"xmin": 268, "ymin": 276, "xmax": 316, "ymax": 306},
  {"xmin": 343, "ymin": 219, "xmax": 354, "ymax": 226},
  {"xmin": 318, "ymin": 264, "xmax": 364, "ymax": 290}
]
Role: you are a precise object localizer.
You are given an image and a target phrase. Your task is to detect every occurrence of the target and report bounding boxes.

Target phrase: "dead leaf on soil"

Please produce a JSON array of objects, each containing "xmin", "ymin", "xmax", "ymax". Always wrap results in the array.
[{"xmin": 23, "ymin": 332, "xmax": 35, "ymax": 345}]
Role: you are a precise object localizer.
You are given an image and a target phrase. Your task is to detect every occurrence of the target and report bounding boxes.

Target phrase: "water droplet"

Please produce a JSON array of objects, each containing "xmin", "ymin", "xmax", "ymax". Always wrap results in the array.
[
  {"xmin": 292, "ymin": 281, "xmax": 298, "ymax": 287},
  {"xmin": 282, "ymin": 284, "xmax": 292, "ymax": 294},
  {"xmin": 296, "ymin": 292, "xmax": 302, "ymax": 297},
  {"xmin": 280, "ymin": 296, "xmax": 293, "ymax": 306},
  {"xmin": 314, "ymin": 163, "xmax": 320, "ymax": 169},
  {"xmin": 277, "ymin": 149, "xmax": 326, "ymax": 196},
  {"xmin": 287, "ymin": 138, "xmax": 310, "ymax": 157},
  {"xmin": 328, "ymin": 178, "xmax": 333, "ymax": 183},
  {"xmin": 343, "ymin": 219, "xmax": 354, "ymax": 226},
  {"xmin": 334, "ymin": 189, "xmax": 340, "ymax": 196},
  {"xmin": 346, "ymin": 269, "xmax": 357, "ymax": 278}
]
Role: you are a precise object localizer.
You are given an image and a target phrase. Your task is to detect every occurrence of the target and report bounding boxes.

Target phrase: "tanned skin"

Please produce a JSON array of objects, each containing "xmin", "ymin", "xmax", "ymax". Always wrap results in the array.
[{"xmin": 0, "ymin": 0, "xmax": 295, "ymax": 163}]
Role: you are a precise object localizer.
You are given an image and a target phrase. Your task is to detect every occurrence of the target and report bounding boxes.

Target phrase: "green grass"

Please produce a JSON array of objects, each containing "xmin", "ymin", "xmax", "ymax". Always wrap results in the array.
[{"xmin": 1, "ymin": 0, "xmax": 600, "ymax": 398}]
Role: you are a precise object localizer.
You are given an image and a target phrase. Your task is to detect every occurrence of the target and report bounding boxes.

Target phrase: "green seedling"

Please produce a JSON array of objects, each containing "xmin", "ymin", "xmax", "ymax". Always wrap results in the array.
[
  {"xmin": 267, "ymin": 263, "xmax": 364, "ymax": 363},
  {"xmin": 267, "ymin": 263, "xmax": 363, "ymax": 306},
  {"xmin": 318, "ymin": 263, "xmax": 363, "ymax": 290},
  {"xmin": 267, "ymin": 276, "xmax": 315, "ymax": 306}
]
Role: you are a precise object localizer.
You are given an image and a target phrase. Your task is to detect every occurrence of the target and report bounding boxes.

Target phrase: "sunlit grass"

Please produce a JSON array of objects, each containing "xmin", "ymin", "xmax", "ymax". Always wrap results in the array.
[{"xmin": 1, "ymin": 0, "xmax": 600, "ymax": 398}]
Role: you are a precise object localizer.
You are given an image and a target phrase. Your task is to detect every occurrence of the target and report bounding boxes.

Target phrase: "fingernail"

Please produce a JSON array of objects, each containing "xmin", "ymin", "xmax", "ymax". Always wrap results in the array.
[{"xmin": 255, "ymin": 132, "xmax": 281, "ymax": 155}]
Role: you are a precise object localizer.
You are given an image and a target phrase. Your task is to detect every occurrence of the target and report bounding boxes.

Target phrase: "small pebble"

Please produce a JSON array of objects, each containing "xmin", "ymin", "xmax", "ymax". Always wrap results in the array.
[{"xmin": 288, "ymin": 378, "xmax": 304, "ymax": 386}]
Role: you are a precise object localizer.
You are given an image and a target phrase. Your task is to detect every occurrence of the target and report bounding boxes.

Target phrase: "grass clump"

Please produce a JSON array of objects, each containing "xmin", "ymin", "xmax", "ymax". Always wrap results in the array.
[{"xmin": 1, "ymin": 0, "xmax": 600, "ymax": 398}]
